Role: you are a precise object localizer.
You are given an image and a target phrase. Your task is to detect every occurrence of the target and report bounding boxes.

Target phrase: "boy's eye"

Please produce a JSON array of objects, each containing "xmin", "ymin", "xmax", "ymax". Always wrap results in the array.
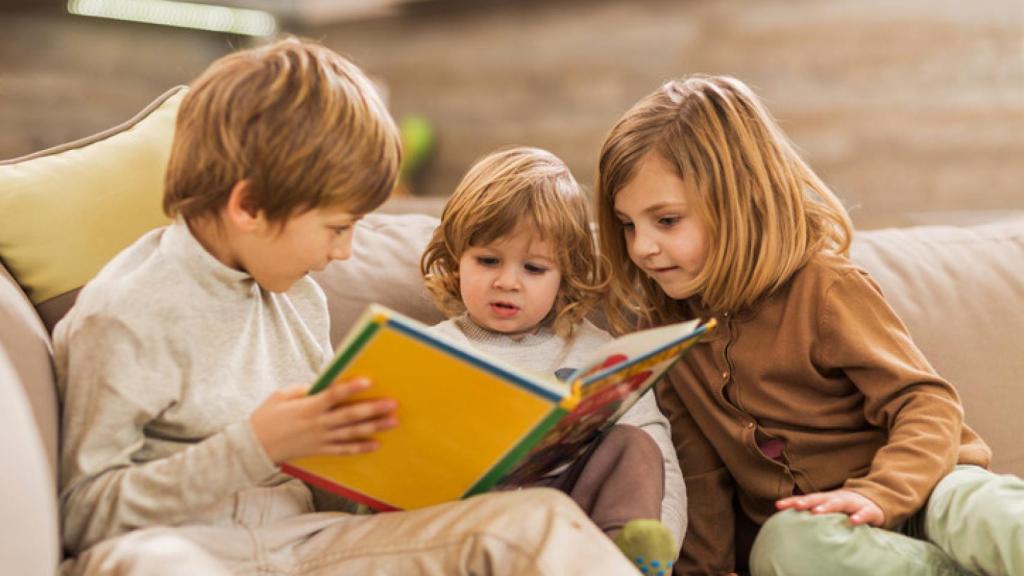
[
  {"xmin": 329, "ymin": 225, "xmax": 351, "ymax": 235},
  {"xmin": 524, "ymin": 263, "xmax": 548, "ymax": 275},
  {"xmin": 476, "ymin": 256, "xmax": 499, "ymax": 267}
]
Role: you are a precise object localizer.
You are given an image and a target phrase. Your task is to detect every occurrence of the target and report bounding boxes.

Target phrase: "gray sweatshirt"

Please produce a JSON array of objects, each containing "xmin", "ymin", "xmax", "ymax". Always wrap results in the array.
[
  {"xmin": 54, "ymin": 220, "xmax": 330, "ymax": 554},
  {"xmin": 431, "ymin": 314, "xmax": 687, "ymax": 547}
]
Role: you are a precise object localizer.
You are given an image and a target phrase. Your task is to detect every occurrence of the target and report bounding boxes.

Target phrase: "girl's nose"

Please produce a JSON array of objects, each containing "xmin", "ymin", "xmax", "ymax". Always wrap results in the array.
[{"xmin": 632, "ymin": 227, "xmax": 660, "ymax": 258}]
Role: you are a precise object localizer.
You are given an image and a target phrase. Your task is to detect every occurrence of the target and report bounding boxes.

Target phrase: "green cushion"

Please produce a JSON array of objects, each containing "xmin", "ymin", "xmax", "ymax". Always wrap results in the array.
[{"xmin": 0, "ymin": 87, "xmax": 184, "ymax": 304}]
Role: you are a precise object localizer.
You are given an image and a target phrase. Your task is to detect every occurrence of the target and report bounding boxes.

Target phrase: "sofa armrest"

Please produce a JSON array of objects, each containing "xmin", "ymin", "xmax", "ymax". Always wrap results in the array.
[
  {"xmin": 0, "ymin": 343, "xmax": 60, "ymax": 573},
  {"xmin": 0, "ymin": 258, "xmax": 58, "ymax": 474}
]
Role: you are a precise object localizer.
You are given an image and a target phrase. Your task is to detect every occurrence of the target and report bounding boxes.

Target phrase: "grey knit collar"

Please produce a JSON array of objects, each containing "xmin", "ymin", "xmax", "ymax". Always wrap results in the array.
[{"xmin": 451, "ymin": 313, "xmax": 559, "ymax": 348}]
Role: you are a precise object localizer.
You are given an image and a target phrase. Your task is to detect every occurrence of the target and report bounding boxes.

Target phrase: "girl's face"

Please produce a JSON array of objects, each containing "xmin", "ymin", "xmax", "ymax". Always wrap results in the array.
[
  {"xmin": 613, "ymin": 152, "xmax": 709, "ymax": 300},
  {"xmin": 458, "ymin": 222, "xmax": 562, "ymax": 336}
]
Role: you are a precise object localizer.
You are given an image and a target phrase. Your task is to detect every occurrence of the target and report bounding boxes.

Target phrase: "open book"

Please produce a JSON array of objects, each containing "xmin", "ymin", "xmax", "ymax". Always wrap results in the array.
[{"xmin": 281, "ymin": 303, "xmax": 715, "ymax": 511}]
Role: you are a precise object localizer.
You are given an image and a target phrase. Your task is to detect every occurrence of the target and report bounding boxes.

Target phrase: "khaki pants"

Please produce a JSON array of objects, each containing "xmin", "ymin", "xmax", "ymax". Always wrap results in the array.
[
  {"xmin": 749, "ymin": 466, "xmax": 1024, "ymax": 576},
  {"xmin": 63, "ymin": 486, "xmax": 640, "ymax": 575}
]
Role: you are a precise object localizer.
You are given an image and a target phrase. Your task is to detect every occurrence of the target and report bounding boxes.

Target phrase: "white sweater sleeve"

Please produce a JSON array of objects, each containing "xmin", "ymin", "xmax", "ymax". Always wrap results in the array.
[
  {"xmin": 58, "ymin": 315, "xmax": 279, "ymax": 553},
  {"xmin": 619, "ymin": 390, "xmax": 687, "ymax": 549}
]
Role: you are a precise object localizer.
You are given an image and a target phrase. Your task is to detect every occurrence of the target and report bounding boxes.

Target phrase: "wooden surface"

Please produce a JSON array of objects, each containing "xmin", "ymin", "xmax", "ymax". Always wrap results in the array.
[{"xmin": 1, "ymin": 0, "xmax": 1021, "ymax": 229}]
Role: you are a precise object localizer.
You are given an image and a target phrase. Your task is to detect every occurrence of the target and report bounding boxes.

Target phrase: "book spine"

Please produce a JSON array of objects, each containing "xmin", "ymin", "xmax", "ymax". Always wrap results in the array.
[
  {"xmin": 280, "ymin": 463, "xmax": 401, "ymax": 512},
  {"xmin": 462, "ymin": 405, "xmax": 569, "ymax": 497},
  {"xmin": 308, "ymin": 318, "xmax": 383, "ymax": 395}
]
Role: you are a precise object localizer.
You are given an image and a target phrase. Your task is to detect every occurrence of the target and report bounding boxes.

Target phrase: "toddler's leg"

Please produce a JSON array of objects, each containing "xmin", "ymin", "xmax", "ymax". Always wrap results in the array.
[
  {"xmin": 563, "ymin": 424, "xmax": 664, "ymax": 533},
  {"xmin": 748, "ymin": 509, "xmax": 965, "ymax": 576},
  {"xmin": 923, "ymin": 465, "xmax": 1024, "ymax": 575},
  {"xmin": 560, "ymin": 425, "xmax": 675, "ymax": 574},
  {"xmin": 270, "ymin": 487, "xmax": 639, "ymax": 575}
]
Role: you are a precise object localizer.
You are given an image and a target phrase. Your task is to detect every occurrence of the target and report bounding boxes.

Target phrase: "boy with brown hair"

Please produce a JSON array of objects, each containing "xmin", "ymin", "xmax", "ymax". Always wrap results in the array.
[{"xmin": 55, "ymin": 38, "xmax": 639, "ymax": 575}]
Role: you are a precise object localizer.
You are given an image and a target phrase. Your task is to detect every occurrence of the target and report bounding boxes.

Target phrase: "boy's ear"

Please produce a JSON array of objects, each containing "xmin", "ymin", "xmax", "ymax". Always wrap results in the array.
[{"xmin": 224, "ymin": 180, "xmax": 265, "ymax": 232}]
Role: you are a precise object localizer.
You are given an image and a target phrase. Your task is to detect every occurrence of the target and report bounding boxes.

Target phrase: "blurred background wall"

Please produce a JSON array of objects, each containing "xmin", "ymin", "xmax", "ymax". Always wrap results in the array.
[{"xmin": 1, "ymin": 0, "xmax": 1021, "ymax": 229}]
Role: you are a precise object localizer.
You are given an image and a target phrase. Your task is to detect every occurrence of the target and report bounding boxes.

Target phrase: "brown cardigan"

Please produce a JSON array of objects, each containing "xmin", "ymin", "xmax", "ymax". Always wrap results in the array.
[{"xmin": 656, "ymin": 251, "xmax": 990, "ymax": 574}]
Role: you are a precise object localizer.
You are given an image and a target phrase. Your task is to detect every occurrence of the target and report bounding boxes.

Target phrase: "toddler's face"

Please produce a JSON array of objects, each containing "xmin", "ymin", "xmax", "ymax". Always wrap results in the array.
[
  {"xmin": 457, "ymin": 223, "xmax": 562, "ymax": 336},
  {"xmin": 613, "ymin": 152, "xmax": 708, "ymax": 300}
]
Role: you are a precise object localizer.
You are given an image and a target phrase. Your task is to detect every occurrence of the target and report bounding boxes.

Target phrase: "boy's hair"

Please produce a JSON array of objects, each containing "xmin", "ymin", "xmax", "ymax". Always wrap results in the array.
[
  {"xmin": 421, "ymin": 147, "xmax": 604, "ymax": 338},
  {"xmin": 163, "ymin": 37, "xmax": 401, "ymax": 224},
  {"xmin": 597, "ymin": 75, "xmax": 853, "ymax": 332}
]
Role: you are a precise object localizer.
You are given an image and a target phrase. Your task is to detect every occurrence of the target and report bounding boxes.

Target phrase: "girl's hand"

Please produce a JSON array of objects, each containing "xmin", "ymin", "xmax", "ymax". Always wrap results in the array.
[
  {"xmin": 775, "ymin": 489, "xmax": 885, "ymax": 527},
  {"xmin": 250, "ymin": 378, "xmax": 399, "ymax": 464}
]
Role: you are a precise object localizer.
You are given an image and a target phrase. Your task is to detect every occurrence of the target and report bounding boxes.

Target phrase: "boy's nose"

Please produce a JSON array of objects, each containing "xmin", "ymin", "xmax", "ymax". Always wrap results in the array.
[{"xmin": 329, "ymin": 237, "xmax": 353, "ymax": 262}]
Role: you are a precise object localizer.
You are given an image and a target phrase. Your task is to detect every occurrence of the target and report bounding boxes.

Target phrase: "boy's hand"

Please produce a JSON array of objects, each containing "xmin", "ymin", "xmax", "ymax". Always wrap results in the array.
[
  {"xmin": 775, "ymin": 489, "xmax": 885, "ymax": 526},
  {"xmin": 250, "ymin": 378, "xmax": 399, "ymax": 464}
]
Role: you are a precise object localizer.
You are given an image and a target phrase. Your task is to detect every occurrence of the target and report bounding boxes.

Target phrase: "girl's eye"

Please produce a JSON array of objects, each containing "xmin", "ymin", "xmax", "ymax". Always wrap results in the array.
[
  {"xmin": 476, "ymin": 256, "xmax": 499, "ymax": 267},
  {"xmin": 657, "ymin": 216, "xmax": 681, "ymax": 227},
  {"xmin": 524, "ymin": 263, "xmax": 548, "ymax": 275}
]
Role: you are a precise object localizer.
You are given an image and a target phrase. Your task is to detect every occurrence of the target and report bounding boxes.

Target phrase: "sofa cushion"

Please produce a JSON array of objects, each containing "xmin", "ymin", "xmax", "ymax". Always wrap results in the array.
[
  {"xmin": 852, "ymin": 220, "xmax": 1024, "ymax": 476},
  {"xmin": 0, "ymin": 86, "xmax": 184, "ymax": 329},
  {"xmin": 317, "ymin": 214, "xmax": 1024, "ymax": 478},
  {"xmin": 311, "ymin": 212, "xmax": 446, "ymax": 347},
  {"xmin": 0, "ymin": 343, "xmax": 60, "ymax": 573}
]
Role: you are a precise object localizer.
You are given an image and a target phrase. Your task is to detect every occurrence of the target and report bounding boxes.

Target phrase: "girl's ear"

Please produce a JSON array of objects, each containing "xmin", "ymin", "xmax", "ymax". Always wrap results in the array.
[{"xmin": 224, "ymin": 180, "xmax": 265, "ymax": 232}]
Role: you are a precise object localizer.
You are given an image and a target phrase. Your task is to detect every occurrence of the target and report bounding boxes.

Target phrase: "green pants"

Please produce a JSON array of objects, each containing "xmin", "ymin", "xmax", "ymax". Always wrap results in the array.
[{"xmin": 749, "ymin": 465, "xmax": 1024, "ymax": 575}]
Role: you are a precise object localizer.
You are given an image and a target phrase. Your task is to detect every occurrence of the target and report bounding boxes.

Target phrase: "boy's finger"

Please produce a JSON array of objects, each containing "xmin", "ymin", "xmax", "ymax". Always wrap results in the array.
[
  {"xmin": 323, "ymin": 378, "xmax": 372, "ymax": 405},
  {"xmin": 324, "ymin": 399, "xmax": 398, "ymax": 428},
  {"xmin": 324, "ymin": 439, "xmax": 381, "ymax": 455},
  {"xmin": 274, "ymin": 383, "xmax": 311, "ymax": 400},
  {"xmin": 328, "ymin": 416, "xmax": 399, "ymax": 442}
]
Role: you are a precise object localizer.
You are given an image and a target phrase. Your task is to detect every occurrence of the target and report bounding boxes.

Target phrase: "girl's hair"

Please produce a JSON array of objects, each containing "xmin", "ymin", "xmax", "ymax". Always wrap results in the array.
[
  {"xmin": 597, "ymin": 75, "xmax": 853, "ymax": 332},
  {"xmin": 421, "ymin": 147, "xmax": 604, "ymax": 337},
  {"xmin": 164, "ymin": 37, "xmax": 400, "ymax": 224}
]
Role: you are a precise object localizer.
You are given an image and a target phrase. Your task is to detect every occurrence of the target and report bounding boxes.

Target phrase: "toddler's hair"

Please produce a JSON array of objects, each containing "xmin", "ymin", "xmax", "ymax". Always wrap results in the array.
[
  {"xmin": 597, "ymin": 75, "xmax": 852, "ymax": 331},
  {"xmin": 421, "ymin": 147, "xmax": 603, "ymax": 337},
  {"xmin": 163, "ymin": 37, "xmax": 401, "ymax": 224}
]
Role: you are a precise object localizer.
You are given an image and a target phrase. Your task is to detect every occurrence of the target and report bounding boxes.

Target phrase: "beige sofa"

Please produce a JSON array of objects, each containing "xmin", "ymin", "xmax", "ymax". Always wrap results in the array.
[{"xmin": 2, "ymin": 90, "xmax": 1022, "ymax": 575}]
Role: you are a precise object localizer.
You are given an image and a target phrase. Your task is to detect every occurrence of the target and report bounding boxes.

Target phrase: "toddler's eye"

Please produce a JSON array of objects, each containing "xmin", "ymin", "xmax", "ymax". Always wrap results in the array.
[
  {"xmin": 524, "ymin": 263, "xmax": 548, "ymax": 275},
  {"xmin": 476, "ymin": 256, "xmax": 499, "ymax": 267},
  {"xmin": 620, "ymin": 221, "xmax": 635, "ymax": 231}
]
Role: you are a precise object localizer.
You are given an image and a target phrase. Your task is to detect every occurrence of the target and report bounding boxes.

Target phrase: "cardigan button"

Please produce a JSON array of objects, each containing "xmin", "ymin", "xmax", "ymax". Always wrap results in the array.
[
  {"xmin": 746, "ymin": 421, "xmax": 755, "ymax": 429},
  {"xmin": 721, "ymin": 370, "xmax": 730, "ymax": 380}
]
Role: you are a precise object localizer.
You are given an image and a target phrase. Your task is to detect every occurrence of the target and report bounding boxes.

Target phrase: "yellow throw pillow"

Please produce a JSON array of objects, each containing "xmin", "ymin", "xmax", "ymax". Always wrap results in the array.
[{"xmin": 0, "ymin": 86, "xmax": 184, "ymax": 305}]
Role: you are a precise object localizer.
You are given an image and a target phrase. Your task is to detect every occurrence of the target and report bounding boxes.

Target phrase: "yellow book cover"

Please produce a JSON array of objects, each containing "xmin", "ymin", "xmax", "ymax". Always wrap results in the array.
[{"xmin": 281, "ymin": 304, "xmax": 714, "ymax": 511}]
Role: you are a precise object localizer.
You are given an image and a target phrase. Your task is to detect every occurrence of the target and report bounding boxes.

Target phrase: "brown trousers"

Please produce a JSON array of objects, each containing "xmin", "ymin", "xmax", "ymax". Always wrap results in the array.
[{"xmin": 531, "ymin": 424, "xmax": 665, "ymax": 537}]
